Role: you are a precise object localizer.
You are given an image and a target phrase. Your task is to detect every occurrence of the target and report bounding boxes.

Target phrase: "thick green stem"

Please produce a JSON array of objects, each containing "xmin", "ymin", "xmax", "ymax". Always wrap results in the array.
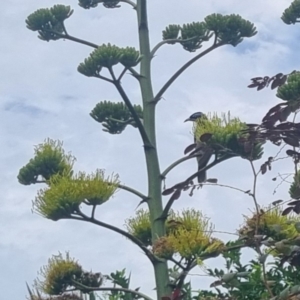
[{"xmin": 136, "ymin": 1, "xmax": 171, "ymax": 298}]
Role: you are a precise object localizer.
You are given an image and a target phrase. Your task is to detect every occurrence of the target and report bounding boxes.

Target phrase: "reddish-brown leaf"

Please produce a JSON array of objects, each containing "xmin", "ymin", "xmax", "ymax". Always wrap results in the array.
[
  {"xmin": 251, "ymin": 76, "xmax": 263, "ymax": 81},
  {"xmin": 283, "ymin": 137, "xmax": 299, "ymax": 147},
  {"xmin": 200, "ymin": 133, "xmax": 213, "ymax": 142},
  {"xmin": 294, "ymin": 203, "xmax": 300, "ymax": 214},
  {"xmin": 262, "ymin": 103, "xmax": 286, "ymax": 122},
  {"xmin": 271, "ymin": 73, "xmax": 286, "ymax": 90},
  {"xmin": 260, "ymin": 163, "xmax": 267, "ymax": 175},
  {"xmin": 257, "ymin": 82, "xmax": 267, "ymax": 91},
  {"xmin": 282, "ymin": 206, "xmax": 294, "ymax": 216},
  {"xmin": 288, "ymin": 200, "xmax": 300, "ymax": 206},
  {"xmin": 286, "ymin": 149, "xmax": 299, "ymax": 157},
  {"xmin": 248, "ymin": 83, "xmax": 260, "ymax": 88},
  {"xmin": 276, "ymin": 122, "xmax": 294, "ymax": 130},
  {"xmin": 184, "ymin": 143, "xmax": 196, "ymax": 155},
  {"xmin": 272, "ymin": 200, "xmax": 283, "ymax": 206},
  {"xmin": 279, "ymin": 106, "xmax": 292, "ymax": 122},
  {"xmin": 278, "ymin": 74, "xmax": 287, "ymax": 86}
]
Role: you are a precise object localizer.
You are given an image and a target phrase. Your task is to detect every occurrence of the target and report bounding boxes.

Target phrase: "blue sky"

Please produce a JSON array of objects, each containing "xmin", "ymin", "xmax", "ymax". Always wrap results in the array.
[{"xmin": 0, "ymin": 0, "xmax": 299, "ymax": 299}]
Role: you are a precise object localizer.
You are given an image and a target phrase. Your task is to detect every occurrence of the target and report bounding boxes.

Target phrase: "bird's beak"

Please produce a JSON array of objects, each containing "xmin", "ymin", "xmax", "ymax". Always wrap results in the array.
[{"xmin": 184, "ymin": 118, "xmax": 191, "ymax": 122}]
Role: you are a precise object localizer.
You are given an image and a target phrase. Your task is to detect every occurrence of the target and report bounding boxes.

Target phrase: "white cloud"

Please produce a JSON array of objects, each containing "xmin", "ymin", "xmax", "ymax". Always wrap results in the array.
[{"xmin": 0, "ymin": 1, "xmax": 299, "ymax": 299}]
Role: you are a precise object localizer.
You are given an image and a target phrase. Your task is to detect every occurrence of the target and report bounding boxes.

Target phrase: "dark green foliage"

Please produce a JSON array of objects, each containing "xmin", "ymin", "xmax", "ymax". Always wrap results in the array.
[
  {"xmin": 162, "ymin": 25, "xmax": 181, "ymax": 42},
  {"xmin": 78, "ymin": 0, "xmax": 100, "ymax": 9},
  {"xmin": 107, "ymin": 269, "xmax": 141, "ymax": 300},
  {"xmin": 180, "ymin": 22, "xmax": 210, "ymax": 52},
  {"xmin": 205, "ymin": 14, "xmax": 257, "ymax": 46},
  {"xmin": 90, "ymin": 101, "xmax": 143, "ymax": 134},
  {"xmin": 290, "ymin": 174, "xmax": 300, "ymax": 199},
  {"xmin": 162, "ymin": 14, "xmax": 256, "ymax": 52},
  {"xmin": 277, "ymin": 72, "xmax": 300, "ymax": 104},
  {"xmin": 26, "ymin": 5, "xmax": 73, "ymax": 41},
  {"xmin": 282, "ymin": 0, "xmax": 300, "ymax": 24},
  {"xmin": 162, "ymin": 22, "xmax": 211, "ymax": 52},
  {"xmin": 78, "ymin": 44, "xmax": 140, "ymax": 76},
  {"xmin": 194, "ymin": 248, "xmax": 300, "ymax": 300},
  {"xmin": 78, "ymin": 0, "xmax": 121, "ymax": 9}
]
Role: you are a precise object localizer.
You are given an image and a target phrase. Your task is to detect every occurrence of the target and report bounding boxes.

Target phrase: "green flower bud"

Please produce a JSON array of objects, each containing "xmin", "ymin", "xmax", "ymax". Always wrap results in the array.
[
  {"xmin": 50, "ymin": 5, "xmax": 73, "ymax": 22},
  {"xmin": 282, "ymin": 0, "xmax": 300, "ymax": 24},
  {"xmin": 120, "ymin": 47, "xmax": 140, "ymax": 68},
  {"xmin": 162, "ymin": 25, "xmax": 181, "ymax": 43}
]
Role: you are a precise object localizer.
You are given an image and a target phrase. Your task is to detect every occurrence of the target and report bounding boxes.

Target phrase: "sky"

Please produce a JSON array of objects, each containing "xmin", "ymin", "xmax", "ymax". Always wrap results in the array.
[{"xmin": 1, "ymin": 0, "xmax": 300, "ymax": 299}]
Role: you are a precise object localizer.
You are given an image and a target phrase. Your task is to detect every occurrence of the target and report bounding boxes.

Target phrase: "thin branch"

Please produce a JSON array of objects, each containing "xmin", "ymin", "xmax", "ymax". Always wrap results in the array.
[
  {"xmin": 293, "ymin": 111, "xmax": 298, "ymax": 176},
  {"xmin": 209, "ymin": 230, "xmax": 239, "ymax": 236},
  {"xmin": 175, "ymin": 260, "xmax": 194, "ymax": 290},
  {"xmin": 118, "ymin": 67, "xmax": 128, "ymax": 81},
  {"xmin": 91, "ymin": 205, "xmax": 96, "ymax": 219},
  {"xmin": 249, "ymin": 161, "xmax": 260, "ymax": 235},
  {"xmin": 169, "ymin": 257, "xmax": 185, "ymax": 270},
  {"xmin": 44, "ymin": 29, "xmax": 98, "ymax": 48},
  {"xmin": 249, "ymin": 161, "xmax": 273, "ymax": 297},
  {"xmin": 150, "ymin": 37, "xmax": 200, "ymax": 58},
  {"xmin": 72, "ymin": 281, "xmax": 153, "ymax": 300},
  {"xmin": 161, "ymin": 154, "xmax": 200, "ymax": 179},
  {"xmin": 153, "ymin": 42, "xmax": 224, "ymax": 102},
  {"xmin": 173, "ymin": 242, "xmax": 248, "ymax": 288},
  {"xmin": 272, "ymin": 144, "xmax": 287, "ymax": 161},
  {"xmin": 184, "ymin": 154, "xmax": 232, "ymax": 185},
  {"xmin": 199, "ymin": 182, "xmax": 252, "ymax": 195},
  {"xmin": 113, "ymin": 78, "xmax": 151, "ymax": 147},
  {"xmin": 160, "ymin": 155, "xmax": 231, "ymax": 220},
  {"xmin": 273, "ymin": 173, "xmax": 293, "ymax": 195},
  {"xmin": 117, "ymin": 183, "xmax": 149, "ymax": 200},
  {"xmin": 107, "ymin": 66, "xmax": 150, "ymax": 145},
  {"xmin": 94, "ymin": 73, "xmax": 114, "ymax": 83},
  {"xmin": 74, "ymin": 209, "xmax": 158, "ymax": 263}
]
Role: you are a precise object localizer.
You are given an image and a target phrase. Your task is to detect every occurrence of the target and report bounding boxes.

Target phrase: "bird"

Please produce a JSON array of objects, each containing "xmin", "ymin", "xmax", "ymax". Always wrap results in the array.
[
  {"xmin": 184, "ymin": 112, "xmax": 207, "ymax": 123},
  {"xmin": 184, "ymin": 112, "xmax": 212, "ymax": 183}
]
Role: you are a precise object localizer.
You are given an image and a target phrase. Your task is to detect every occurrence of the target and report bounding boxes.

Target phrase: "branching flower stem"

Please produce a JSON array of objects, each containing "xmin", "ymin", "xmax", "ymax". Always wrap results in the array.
[
  {"xmin": 120, "ymin": 0, "xmax": 137, "ymax": 9},
  {"xmin": 117, "ymin": 183, "xmax": 149, "ymax": 200},
  {"xmin": 72, "ymin": 280, "xmax": 153, "ymax": 300},
  {"xmin": 73, "ymin": 208, "xmax": 159, "ymax": 263},
  {"xmin": 150, "ymin": 37, "xmax": 200, "ymax": 58},
  {"xmin": 153, "ymin": 42, "xmax": 224, "ymax": 103},
  {"xmin": 108, "ymin": 67, "xmax": 152, "ymax": 147},
  {"xmin": 160, "ymin": 155, "xmax": 231, "ymax": 220},
  {"xmin": 200, "ymin": 182, "xmax": 252, "ymax": 195},
  {"xmin": 249, "ymin": 161, "xmax": 273, "ymax": 298},
  {"xmin": 161, "ymin": 154, "xmax": 200, "ymax": 179},
  {"xmin": 44, "ymin": 29, "xmax": 99, "ymax": 48}
]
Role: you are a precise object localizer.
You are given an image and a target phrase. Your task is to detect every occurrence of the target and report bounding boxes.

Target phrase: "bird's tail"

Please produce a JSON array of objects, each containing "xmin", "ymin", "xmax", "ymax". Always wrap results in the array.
[{"xmin": 197, "ymin": 152, "xmax": 212, "ymax": 183}]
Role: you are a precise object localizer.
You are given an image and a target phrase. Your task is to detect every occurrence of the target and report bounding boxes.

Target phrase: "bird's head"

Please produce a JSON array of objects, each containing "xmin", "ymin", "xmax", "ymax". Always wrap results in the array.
[{"xmin": 184, "ymin": 112, "xmax": 206, "ymax": 122}]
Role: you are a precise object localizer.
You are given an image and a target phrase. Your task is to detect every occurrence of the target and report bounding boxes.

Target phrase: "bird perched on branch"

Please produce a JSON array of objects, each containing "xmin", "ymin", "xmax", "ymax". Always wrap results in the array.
[{"xmin": 185, "ymin": 112, "xmax": 212, "ymax": 183}]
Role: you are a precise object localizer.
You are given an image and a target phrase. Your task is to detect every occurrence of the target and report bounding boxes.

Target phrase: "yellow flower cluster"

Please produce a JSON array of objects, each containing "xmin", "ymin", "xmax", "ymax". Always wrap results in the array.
[
  {"xmin": 127, "ymin": 209, "xmax": 224, "ymax": 260},
  {"xmin": 240, "ymin": 206, "xmax": 300, "ymax": 241},
  {"xmin": 34, "ymin": 170, "xmax": 119, "ymax": 220},
  {"xmin": 194, "ymin": 112, "xmax": 263, "ymax": 160},
  {"xmin": 36, "ymin": 252, "xmax": 83, "ymax": 295}
]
